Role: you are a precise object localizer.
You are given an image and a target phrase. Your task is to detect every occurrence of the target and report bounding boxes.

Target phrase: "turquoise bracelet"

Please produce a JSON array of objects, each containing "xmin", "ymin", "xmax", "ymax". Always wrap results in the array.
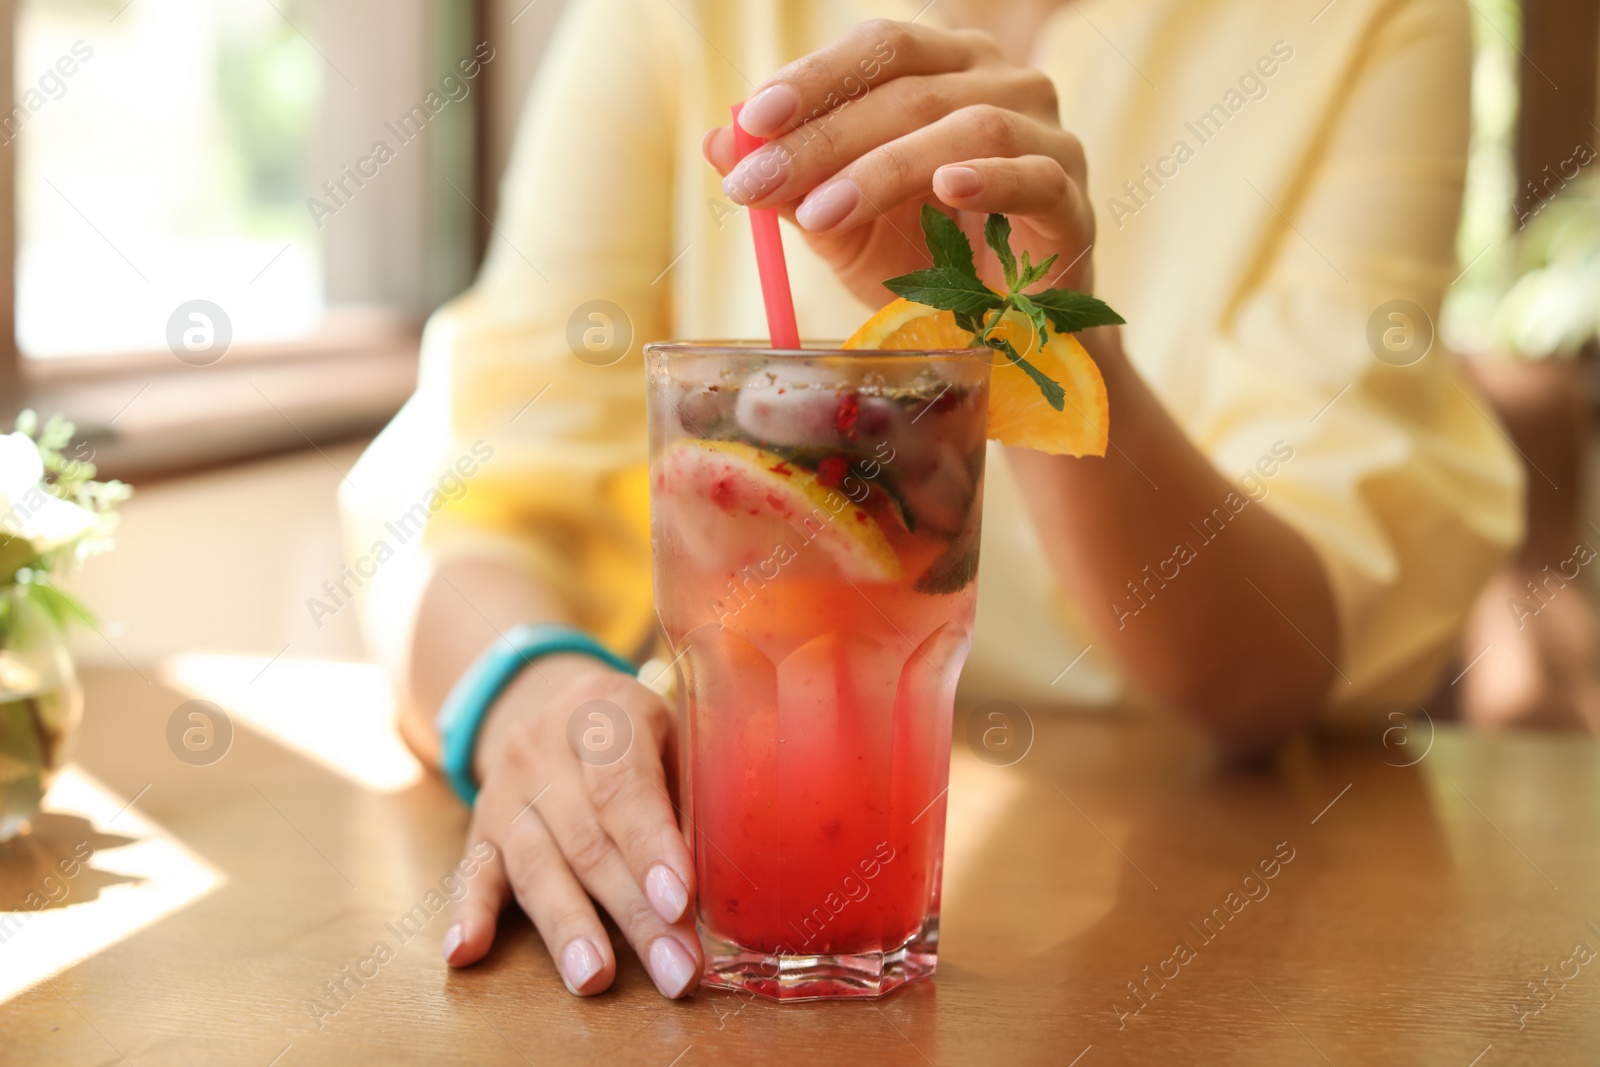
[{"xmin": 436, "ymin": 623, "xmax": 635, "ymax": 806}]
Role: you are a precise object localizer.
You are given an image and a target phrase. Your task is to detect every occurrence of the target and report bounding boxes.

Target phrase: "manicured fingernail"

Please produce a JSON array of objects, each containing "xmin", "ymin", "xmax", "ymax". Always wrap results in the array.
[
  {"xmin": 648, "ymin": 937, "xmax": 697, "ymax": 998},
  {"xmin": 442, "ymin": 924, "xmax": 467, "ymax": 965},
  {"xmin": 723, "ymin": 145, "xmax": 790, "ymax": 204},
  {"xmin": 560, "ymin": 937, "xmax": 604, "ymax": 994},
  {"xmin": 739, "ymin": 84, "xmax": 799, "ymax": 137},
  {"xmin": 938, "ymin": 165, "xmax": 983, "ymax": 198},
  {"xmin": 645, "ymin": 864, "xmax": 689, "ymax": 923},
  {"xmin": 796, "ymin": 179, "xmax": 860, "ymax": 232}
]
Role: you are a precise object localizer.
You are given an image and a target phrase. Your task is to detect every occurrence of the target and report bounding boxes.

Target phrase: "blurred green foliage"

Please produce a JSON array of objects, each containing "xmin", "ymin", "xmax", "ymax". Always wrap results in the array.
[
  {"xmin": 1495, "ymin": 177, "xmax": 1600, "ymax": 356},
  {"xmin": 214, "ymin": 2, "xmax": 321, "ymax": 234},
  {"xmin": 1444, "ymin": 0, "xmax": 1598, "ymax": 358}
]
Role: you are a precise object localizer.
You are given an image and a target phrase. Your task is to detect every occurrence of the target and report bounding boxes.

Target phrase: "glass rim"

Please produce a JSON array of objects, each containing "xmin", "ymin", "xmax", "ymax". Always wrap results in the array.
[{"xmin": 644, "ymin": 340, "xmax": 987, "ymax": 361}]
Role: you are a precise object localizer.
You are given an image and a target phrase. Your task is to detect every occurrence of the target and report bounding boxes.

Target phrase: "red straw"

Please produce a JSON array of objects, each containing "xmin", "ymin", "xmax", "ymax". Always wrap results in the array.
[{"xmin": 730, "ymin": 102, "xmax": 801, "ymax": 349}]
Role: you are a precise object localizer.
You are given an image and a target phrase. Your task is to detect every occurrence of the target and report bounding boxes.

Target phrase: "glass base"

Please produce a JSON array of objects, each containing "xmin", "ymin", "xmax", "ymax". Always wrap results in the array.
[{"xmin": 700, "ymin": 916, "xmax": 938, "ymax": 1002}]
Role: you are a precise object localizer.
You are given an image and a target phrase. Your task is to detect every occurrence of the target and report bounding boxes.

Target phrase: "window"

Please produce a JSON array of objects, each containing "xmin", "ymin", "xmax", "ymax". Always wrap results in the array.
[
  {"xmin": 1, "ymin": 0, "xmax": 528, "ymax": 476},
  {"xmin": 17, "ymin": 0, "xmax": 326, "ymax": 359}
]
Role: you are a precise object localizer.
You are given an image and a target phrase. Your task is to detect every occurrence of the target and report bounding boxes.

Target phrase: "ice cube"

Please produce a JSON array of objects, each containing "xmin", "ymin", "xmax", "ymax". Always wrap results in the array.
[{"xmin": 734, "ymin": 365, "xmax": 848, "ymax": 448}]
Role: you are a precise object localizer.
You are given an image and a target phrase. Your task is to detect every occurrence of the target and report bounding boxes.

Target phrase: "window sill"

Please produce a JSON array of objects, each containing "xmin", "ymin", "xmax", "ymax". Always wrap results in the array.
[{"xmin": 13, "ymin": 319, "xmax": 422, "ymax": 482}]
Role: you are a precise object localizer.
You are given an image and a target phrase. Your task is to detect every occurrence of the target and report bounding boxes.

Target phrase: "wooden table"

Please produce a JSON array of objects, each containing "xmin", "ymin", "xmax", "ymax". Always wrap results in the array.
[{"xmin": 4, "ymin": 666, "xmax": 1599, "ymax": 1065}]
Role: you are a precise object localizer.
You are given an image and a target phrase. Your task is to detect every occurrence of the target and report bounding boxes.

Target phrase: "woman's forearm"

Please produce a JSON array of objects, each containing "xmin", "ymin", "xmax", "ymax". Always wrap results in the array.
[{"xmin": 1005, "ymin": 326, "xmax": 1339, "ymax": 752}]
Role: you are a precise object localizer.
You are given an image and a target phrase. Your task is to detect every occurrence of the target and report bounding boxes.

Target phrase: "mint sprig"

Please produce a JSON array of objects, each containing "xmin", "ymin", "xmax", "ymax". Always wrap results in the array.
[
  {"xmin": 876, "ymin": 267, "xmax": 1000, "ymax": 317},
  {"xmin": 883, "ymin": 205, "xmax": 1124, "ymax": 412},
  {"xmin": 992, "ymin": 335, "xmax": 1065, "ymax": 410}
]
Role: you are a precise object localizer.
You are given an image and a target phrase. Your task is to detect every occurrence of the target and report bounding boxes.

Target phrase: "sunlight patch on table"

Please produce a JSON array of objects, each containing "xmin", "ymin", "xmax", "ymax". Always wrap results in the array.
[
  {"xmin": 0, "ymin": 767, "xmax": 224, "ymax": 1003},
  {"xmin": 939, "ymin": 750, "xmax": 1124, "ymax": 970},
  {"xmin": 162, "ymin": 653, "xmax": 423, "ymax": 792},
  {"xmin": 940, "ymin": 749, "xmax": 1025, "ymax": 905}
]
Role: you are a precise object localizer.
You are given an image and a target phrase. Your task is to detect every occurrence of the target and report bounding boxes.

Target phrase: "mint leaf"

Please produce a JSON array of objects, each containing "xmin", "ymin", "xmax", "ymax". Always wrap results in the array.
[
  {"xmin": 919, "ymin": 204, "xmax": 975, "ymax": 275},
  {"xmin": 1029, "ymin": 288, "xmax": 1126, "ymax": 333},
  {"xmin": 992, "ymin": 336, "xmax": 1066, "ymax": 412},
  {"xmin": 984, "ymin": 214, "xmax": 1017, "ymax": 289},
  {"xmin": 914, "ymin": 538, "xmax": 979, "ymax": 594},
  {"xmin": 884, "ymin": 268, "xmax": 1003, "ymax": 317},
  {"xmin": 952, "ymin": 310, "xmax": 985, "ymax": 340},
  {"xmin": 873, "ymin": 476, "xmax": 917, "ymax": 534},
  {"xmin": 1009, "ymin": 292, "xmax": 1051, "ymax": 351},
  {"xmin": 1016, "ymin": 251, "xmax": 1058, "ymax": 291}
]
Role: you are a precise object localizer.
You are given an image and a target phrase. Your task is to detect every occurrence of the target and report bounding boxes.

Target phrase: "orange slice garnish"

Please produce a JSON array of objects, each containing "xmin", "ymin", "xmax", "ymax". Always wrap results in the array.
[
  {"xmin": 656, "ymin": 438, "xmax": 903, "ymax": 581},
  {"xmin": 843, "ymin": 298, "xmax": 1108, "ymax": 457}
]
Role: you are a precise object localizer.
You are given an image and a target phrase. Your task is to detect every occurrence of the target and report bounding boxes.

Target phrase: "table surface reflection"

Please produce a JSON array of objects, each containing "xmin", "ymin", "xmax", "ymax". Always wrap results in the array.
[{"xmin": 3, "ymin": 666, "xmax": 1599, "ymax": 1065}]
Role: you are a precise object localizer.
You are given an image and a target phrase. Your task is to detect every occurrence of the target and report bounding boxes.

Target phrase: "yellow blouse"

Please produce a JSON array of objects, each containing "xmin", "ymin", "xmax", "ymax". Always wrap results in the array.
[{"xmin": 342, "ymin": 0, "xmax": 1521, "ymax": 718}]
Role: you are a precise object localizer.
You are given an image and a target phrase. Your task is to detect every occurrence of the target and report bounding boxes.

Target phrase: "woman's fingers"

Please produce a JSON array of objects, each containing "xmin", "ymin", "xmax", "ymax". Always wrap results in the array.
[
  {"xmin": 577, "ymin": 693, "xmax": 694, "ymax": 924},
  {"xmin": 792, "ymin": 105, "xmax": 1083, "ymax": 233},
  {"xmin": 701, "ymin": 17, "xmax": 1101, "ymax": 306},
  {"xmin": 721, "ymin": 68, "xmax": 1058, "ymax": 209},
  {"xmin": 448, "ymin": 779, "xmax": 617, "ymax": 996},
  {"xmin": 935, "ymin": 155, "xmax": 1094, "ymax": 289},
  {"xmin": 534, "ymin": 753, "xmax": 702, "ymax": 999},
  {"xmin": 703, "ymin": 125, "xmax": 737, "ymax": 176},
  {"xmin": 442, "ymin": 832, "xmax": 509, "ymax": 968},
  {"xmin": 934, "ymin": 154, "xmax": 1084, "ymax": 223},
  {"xmin": 580, "ymin": 838, "xmax": 702, "ymax": 1000},
  {"xmin": 736, "ymin": 19, "xmax": 987, "ymax": 138},
  {"xmin": 500, "ymin": 804, "xmax": 616, "ymax": 996}
]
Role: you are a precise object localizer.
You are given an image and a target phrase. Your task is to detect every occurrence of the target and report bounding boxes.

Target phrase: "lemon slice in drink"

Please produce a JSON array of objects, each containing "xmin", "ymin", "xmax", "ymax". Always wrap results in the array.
[
  {"xmin": 843, "ymin": 298, "xmax": 1109, "ymax": 458},
  {"xmin": 656, "ymin": 438, "xmax": 902, "ymax": 582}
]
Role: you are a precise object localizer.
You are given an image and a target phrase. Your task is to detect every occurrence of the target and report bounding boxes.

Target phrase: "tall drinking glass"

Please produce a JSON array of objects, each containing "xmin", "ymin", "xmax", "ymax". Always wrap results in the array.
[{"xmin": 647, "ymin": 342, "xmax": 990, "ymax": 1001}]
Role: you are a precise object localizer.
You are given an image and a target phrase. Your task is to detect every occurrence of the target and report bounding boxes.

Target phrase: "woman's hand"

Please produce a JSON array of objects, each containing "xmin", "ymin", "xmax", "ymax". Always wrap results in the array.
[
  {"xmin": 703, "ymin": 19, "xmax": 1094, "ymax": 307},
  {"xmin": 440, "ymin": 655, "xmax": 702, "ymax": 999}
]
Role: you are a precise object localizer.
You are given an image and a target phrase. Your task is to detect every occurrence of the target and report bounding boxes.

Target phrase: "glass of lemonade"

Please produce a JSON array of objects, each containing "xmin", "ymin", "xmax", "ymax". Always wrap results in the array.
[{"xmin": 647, "ymin": 341, "xmax": 990, "ymax": 1000}]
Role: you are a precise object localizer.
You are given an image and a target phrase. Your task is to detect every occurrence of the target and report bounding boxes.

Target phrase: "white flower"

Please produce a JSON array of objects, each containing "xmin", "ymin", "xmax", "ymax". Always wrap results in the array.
[
  {"xmin": 0, "ymin": 431, "xmax": 97, "ymax": 553},
  {"xmin": 0, "ymin": 432, "xmax": 42, "ymax": 491}
]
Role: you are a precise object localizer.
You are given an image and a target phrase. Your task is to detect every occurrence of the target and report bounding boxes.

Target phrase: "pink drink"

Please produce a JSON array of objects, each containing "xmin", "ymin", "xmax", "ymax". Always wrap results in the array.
[{"xmin": 647, "ymin": 343, "xmax": 989, "ymax": 1000}]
